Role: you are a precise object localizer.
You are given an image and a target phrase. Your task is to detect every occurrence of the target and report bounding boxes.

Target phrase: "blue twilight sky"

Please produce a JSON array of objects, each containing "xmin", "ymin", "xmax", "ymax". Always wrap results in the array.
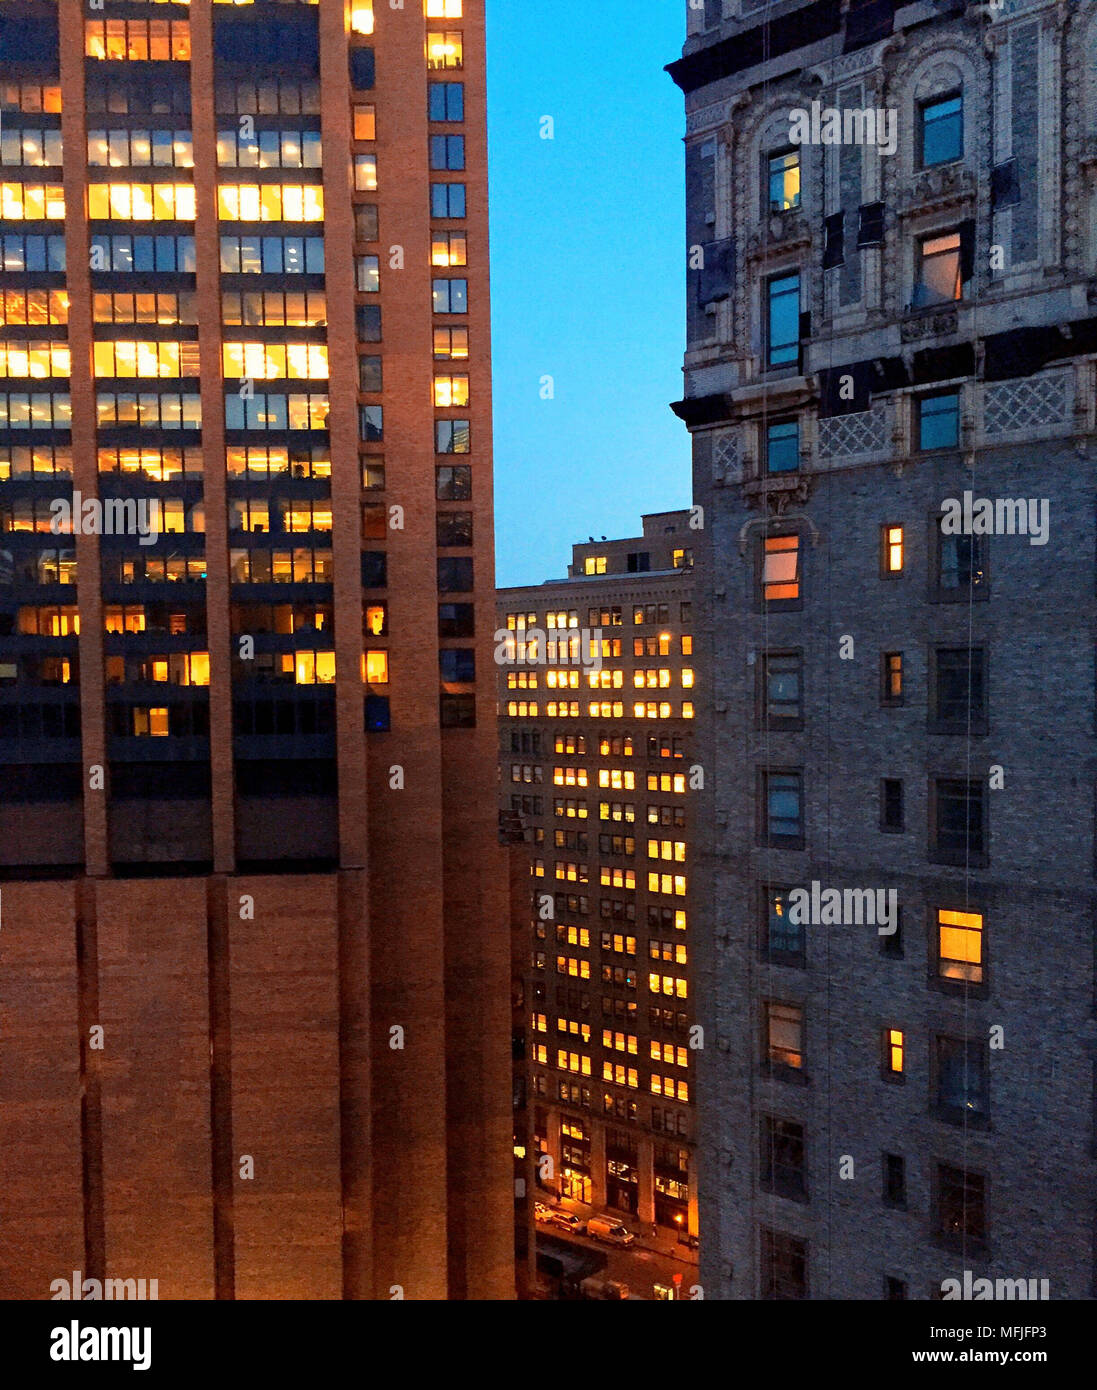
[{"xmin": 485, "ymin": 1, "xmax": 690, "ymax": 588}]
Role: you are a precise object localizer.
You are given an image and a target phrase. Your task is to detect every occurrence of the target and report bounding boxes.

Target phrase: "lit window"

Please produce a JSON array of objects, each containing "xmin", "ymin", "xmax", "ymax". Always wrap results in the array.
[
  {"xmin": 0, "ymin": 183, "xmax": 65, "ymax": 220},
  {"xmin": 427, "ymin": 31, "xmax": 463, "ymax": 69},
  {"xmin": 431, "ymin": 232, "xmax": 467, "ymax": 266},
  {"xmin": 768, "ymin": 148, "xmax": 800, "ymax": 212},
  {"xmin": 426, "ymin": 0, "xmax": 463, "ymax": 15},
  {"xmin": 766, "ymin": 1001, "xmax": 803, "ymax": 1070},
  {"xmin": 584, "ymin": 556, "xmax": 608, "ymax": 576},
  {"xmin": 351, "ymin": 3, "xmax": 375, "ymax": 34},
  {"xmin": 885, "ymin": 1028, "xmax": 904, "ymax": 1075},
  {"xmin": 353, "ymin": 105, "xmax": 376, "ymax": 141},
  {"xmin": 216, "ymin": 184, "xmax": 324, "ymax": 222},
  {"xmin": 354, "ymin": 155, "xmax": 378, "ymax": 191},
  {"xmin": 88, "ymin": 183, "xmax": 195, "ymax": 222},
  {"xmin": 364, "ymin": 650, "xmax": 389, "ymax": 684},
  {"xmin": 915, "ymin": 231, "xmax": 962, "ymax": 307},
  {"xmin": 883, "ymin": 524, "xmax": 903, "ymax": 574},
  {"xmin": 883, "ymin": 651, "xmax": 903, "ymax": 703},
  {"xmin": 937, "ymin": 909, "xmax": 984, "ymax": 984},
  {"xmin": 433, "ymin": 374, "xmax": 469, "ymax": 407},
  {"xmin": 762, "ymin": 535, "xmax": 800, "ymax": 601}
]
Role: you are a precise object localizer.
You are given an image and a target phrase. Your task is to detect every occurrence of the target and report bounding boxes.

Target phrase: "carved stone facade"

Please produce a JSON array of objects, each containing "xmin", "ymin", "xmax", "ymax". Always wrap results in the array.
[{"xmin": 671, "ymin": 0, "xmax": 1097, "ymax": 1303}]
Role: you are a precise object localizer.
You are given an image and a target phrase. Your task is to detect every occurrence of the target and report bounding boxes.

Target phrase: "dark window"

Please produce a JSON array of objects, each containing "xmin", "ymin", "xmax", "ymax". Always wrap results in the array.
[
  {"xmin": 882, "ymin": 652, "xmax": 903, "ymax": 705},
  {"xmin": 349, "ymin": 48, "xmax": 375, "ymax": 91},
  {"xmin": 934, "ymin": 647, "xmax": 985, "ymax": 729},
  {"xmin": 436, "ymin": 464, "xmax": 471, "ymax": 499},
  {"xmin": 936, "ymin": 1164, "xmax": 986, "ymax": 1245},
  {"xmin": 885, "ymin": 1276, "xmax": 907, "ymax": 1300},
  {"xmin": 440, "ymin": 648, "xmax": 475, "ymax": 684},
  {"xmin": 936, "ymin": 526, "xmax": 985, "ymax": 596},
  {"xmin": 763, "ymin": 886, "xmax": 803, "ymax": 962},
  {"xmin": 881, "ymin": 906, "xmax": 904, "ymax": 960},
  {"xmin": 436, "ymin": 511, "xmax": 473, "ymax": 547},
  {"xmin": 766, "ymin": 419, "xmax": 799, "ymax": 474},
  {"xmin": 435, "ymin": 419, "xmax": 470, "ymax": 454},
  {"xmin": 359, "ymin": 356, "xmax": 382, "ymax": 393},
  {"xmin": 429, "ymin": 82, "xmax": 464, "ymax": 122},
  {"xmin": 762, "ymin": 770, "xmax": 803, "ymax": 846},
  {"xmin": 626, "ymin": 551, "xmax": 651, "ymax": 573},
  {"xmin": 883, "ymin": 1153, "xmax": 907, "ymax": 1207},
  {"xmin": 431, "ymin": 182, "xmax": 466, "ymax": 218},
  {"xmin": 918, "ymin": 390, "xmax": 960, "ymax": 450},
  {"xmin": 920, "ymin": 93, "xmax": 963, "ymax": 168},
  {"xmin": 881, "ymin": 778, "xmax": 903, "ymax": 832},
  {"xmin": 433, "ymin": 278, "xmax": 468, "ymax": 314},
  {"xmin": 430, "ymin": 134, "xmax": 465, "ymax": 170},
  {"xmin": 439, "ymin": 603, "xmax": 474, "ymax": 638},
  {"xmin": 356, "ymin": 304, "xmax": 381, "ymax": 342},
  {"xmin": 437, "ymin": 557, "xmax": 473, "ymax": 592},
  {"xmin": 936, "ymin": 1036, "xmax": 989, "ymax": 1120},
  {"xmin": 441, "ymin": 693, "xmax": 476, "ymax": 728},
  {"xmin": 361, "ymin": 551, "xmax": 387, "ymax": 588},
  {"xmin": 359, "ymin": 405, "xmax": 383, "ymax": 442},
  {"xmin": 760, "ymin": 1117, "xmax": 806, "ymax": 1200},
  {"xmin": 933, "ymin": 778, "xmax": 985, "ymax": 864},
  {"xmin": 766, "ymin": 272, "xmax": 800, "ymax": 367},
  {"xmin": 760, "ymin": 1228, "xmax": 807, "ymax": 1299},
  {"xmin": 365, "ymin": 694, "xmax": 390, "ymax": 732},
  {"xmin": 761, "ymin": 651, "xmax": 802, "ymax": 726},
  {"xmin": 354, "ymin": 204, "xmax": 379, "ymax": 243}
]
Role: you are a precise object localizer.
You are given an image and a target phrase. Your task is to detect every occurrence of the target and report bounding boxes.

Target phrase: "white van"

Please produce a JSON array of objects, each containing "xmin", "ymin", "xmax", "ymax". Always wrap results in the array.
[{"xmin": 585, "ymin": 1216, "xmax": 636, "ymax": 1247}]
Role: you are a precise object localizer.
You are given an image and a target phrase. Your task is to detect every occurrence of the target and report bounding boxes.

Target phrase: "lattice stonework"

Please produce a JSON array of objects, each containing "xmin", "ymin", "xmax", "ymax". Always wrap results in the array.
[
  {"xmin": 984, "ymin": 373, "xmax": 1070, "ymax": 435},
  {"xmin": 818, "ymin": 406, "xmax": 886, "ymax": 461},
  {"xmin": 713, "ymin": 428, "xmax": 741, "ymax": 481}
]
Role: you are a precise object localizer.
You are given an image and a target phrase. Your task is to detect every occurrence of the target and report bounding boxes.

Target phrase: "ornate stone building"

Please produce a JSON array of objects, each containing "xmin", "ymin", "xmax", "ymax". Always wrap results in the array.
[{"xmin": 669, "ymin": 0, "xmax": 1097, "ymax": 1299}]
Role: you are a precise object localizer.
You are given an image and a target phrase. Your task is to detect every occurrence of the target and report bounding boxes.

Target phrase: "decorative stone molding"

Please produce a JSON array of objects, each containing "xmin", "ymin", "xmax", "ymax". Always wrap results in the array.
[
  {"xmin": 983, "ymin": 370, "xmax": 1071, "ymax": 434},
  {"xmin": 817, "ymin": 405, "xmax": 888, "ymax": 462},
  {"xmin": 900, "ymin": 306, "xmax": 960, "ymax": 341}
]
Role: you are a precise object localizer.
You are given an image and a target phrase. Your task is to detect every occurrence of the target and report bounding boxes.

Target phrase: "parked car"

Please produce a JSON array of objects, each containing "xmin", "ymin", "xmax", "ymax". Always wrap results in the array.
[
  {"xmin": 585, "ymin": 1216, "xmax": 636, "ymax": 1247},
  {"xmin": 548, "ymin": 1210, "xmax": 585, "ymax": 1233},
  {"xmin": 533, "ymin": 1202, "xmax": 554, "ymax": 1223},
  {"xmin": 580, "ymin": 1276, "xmax": 630, "ymax": 1301}
]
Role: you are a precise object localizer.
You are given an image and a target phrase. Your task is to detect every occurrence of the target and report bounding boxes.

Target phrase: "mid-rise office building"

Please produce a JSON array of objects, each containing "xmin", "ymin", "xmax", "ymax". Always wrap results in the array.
[
  {"xmin": 500, "ymin": 513, "xmax": 699, "ymax": 1246},
  {"xmin": 0, "ymin": 0, "xmax": 512, "ymax": 1300},
  {"xmin": 670, "ymin": 0, "xmax": 1095, "ymax": 1298}
]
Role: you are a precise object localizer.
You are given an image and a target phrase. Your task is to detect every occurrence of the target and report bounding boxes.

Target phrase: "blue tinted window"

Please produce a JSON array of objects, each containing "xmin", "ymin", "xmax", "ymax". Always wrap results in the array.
[
  {"xmin": 766, "ymin": 420, "xmax": 800, "ymax": 474},
  {"xmin": 767, "ymin": 273, "xmax": 800, "ymax": 366}
]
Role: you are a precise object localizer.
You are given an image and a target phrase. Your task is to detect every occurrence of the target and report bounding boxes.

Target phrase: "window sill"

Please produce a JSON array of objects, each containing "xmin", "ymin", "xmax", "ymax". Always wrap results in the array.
[
  {"xmin": 928, "ymin": 720, "xmax": 988, "ymax": 737},
  {"xmin": 929, "ymin": 849, "xmax": 988, "ymax": 870},
  {"xmin": 933, "ymin": 1105, "xmax": 991, "ymax": 1131}
]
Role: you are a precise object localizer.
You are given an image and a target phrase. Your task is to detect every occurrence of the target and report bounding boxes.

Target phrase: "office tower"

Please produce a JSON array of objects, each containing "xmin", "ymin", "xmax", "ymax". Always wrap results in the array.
[
  {"xmin": 0, "ymin": 0, "xmax": 512, "ymax": 1301},
  {"xmin": 670, "ymin": 0, "xmax": 1095, "ymax": 1299},
  {"xmin": 500, "ymin": 513, "xmax": 699, "ymax": 1253}
]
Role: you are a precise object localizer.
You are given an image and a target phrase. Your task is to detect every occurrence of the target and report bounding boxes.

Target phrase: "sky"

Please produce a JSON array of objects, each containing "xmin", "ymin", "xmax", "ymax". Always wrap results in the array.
[{"xmin": 485, "ymin": 0, "xmax": 690, "ymax": 588}]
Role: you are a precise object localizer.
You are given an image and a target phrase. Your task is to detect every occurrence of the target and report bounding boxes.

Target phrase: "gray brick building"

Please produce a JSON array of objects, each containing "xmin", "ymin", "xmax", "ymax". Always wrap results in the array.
[{"xmin": 669, "ymin": 0, "xmax": 1097, "ymax": 1299}]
